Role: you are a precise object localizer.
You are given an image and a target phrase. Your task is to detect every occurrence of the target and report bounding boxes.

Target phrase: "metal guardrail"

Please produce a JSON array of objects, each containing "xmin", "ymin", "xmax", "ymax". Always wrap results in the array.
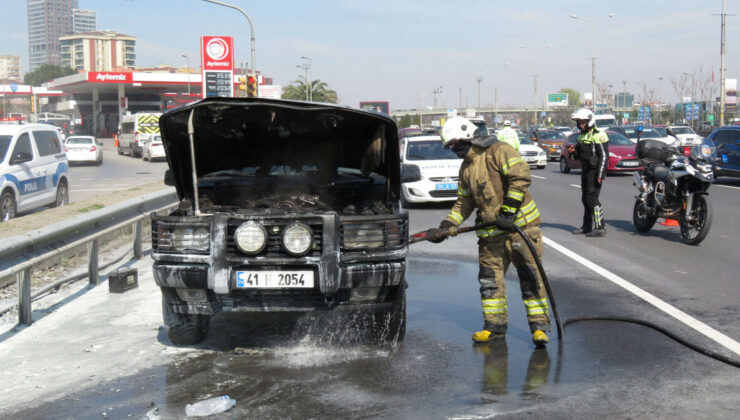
[{"xmin": 0, "ymin": 189, "xmax": 178, "ymax": 325}]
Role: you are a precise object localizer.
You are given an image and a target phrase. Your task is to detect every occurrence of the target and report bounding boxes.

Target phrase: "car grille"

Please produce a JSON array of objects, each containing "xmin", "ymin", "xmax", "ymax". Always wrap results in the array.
[
  {"xmin": 226, "ymin": 217, "xmax": 323, "ymax": 258},
  {"xmin": 340, "ymin": 217, "xmax": 408, "ymax": 252},
  {"xmin": 429, "ymin": 190, "xmax": 457, "ymax": 198},
  {"xmin": 520, "ymin": 151, "xmax": 538, "ymax": 157},
  {"xmin": 429, "ymin": 176, "xmax": 459, "ymax": 182}
]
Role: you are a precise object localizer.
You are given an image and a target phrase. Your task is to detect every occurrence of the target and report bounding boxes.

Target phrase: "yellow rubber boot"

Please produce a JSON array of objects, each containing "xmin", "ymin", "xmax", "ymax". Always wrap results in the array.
[
  {"xmin": 532, "ymin": 330, "xmax": 549, "ymax": 346},
  {"xmin": 473, "ymin": 330, "xmax": 503, "ymax": 343}
]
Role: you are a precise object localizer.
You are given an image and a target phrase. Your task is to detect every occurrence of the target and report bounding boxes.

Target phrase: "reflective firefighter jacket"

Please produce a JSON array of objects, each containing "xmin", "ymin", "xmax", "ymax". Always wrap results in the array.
[
  {"xmin": 570, "ymin": 127, "xmax": 609, "ymax": 179},
  {"xmin": 497, "ymin": 126, "xmax": 520, "ymax": 151},
  {"xmin": 445, "ymin": 137, "xmax": 541, "ymax": 238}
]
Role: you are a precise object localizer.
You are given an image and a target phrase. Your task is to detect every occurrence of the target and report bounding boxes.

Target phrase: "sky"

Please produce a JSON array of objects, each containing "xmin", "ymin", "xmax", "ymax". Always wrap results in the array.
[{"xmin": 1, "ymin": 0, "xmax": 738, "ymax": 110}]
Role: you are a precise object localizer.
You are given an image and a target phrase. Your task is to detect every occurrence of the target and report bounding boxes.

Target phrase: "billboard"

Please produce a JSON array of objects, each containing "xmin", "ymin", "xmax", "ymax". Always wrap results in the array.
[
  {"xmin": 584, "ymin": 92, "xmax": 593, "ymax": 107},
  {"xmin": 725, "ymin": 78, "xmax": 737, "ymax": 113},
  {"xmin": 547, "ymin": 93, "xmax": 568, "ymax": 107},
  {"xmin": 359, "ymin": 101, "xmax": 389, "ymax": 114},
  {"xmin": 200, "ymin": 36, "xmax": 235, "ymax": 98}
]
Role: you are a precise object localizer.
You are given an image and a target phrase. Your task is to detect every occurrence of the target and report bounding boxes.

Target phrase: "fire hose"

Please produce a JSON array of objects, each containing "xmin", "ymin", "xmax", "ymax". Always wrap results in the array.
[{"xmin": 409, "ymin": 222, "xmax": 740, "ymax": 368}]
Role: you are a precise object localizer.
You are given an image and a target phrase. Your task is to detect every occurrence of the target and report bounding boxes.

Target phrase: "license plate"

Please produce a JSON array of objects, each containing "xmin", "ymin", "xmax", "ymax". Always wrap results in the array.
[
  {"xmin": 236, "ymin": 270, "xmax": 314, "ymax": 288},
  {"xmin": 622, "ymin": 161, "xmax": 639, "ymax": 167},
  {"xmin": 435, "ymin": 182, "xmax": 457, "ymax": 190}
]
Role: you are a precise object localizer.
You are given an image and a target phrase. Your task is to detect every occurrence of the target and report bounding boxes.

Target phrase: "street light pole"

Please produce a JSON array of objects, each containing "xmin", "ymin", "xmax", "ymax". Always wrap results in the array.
[
  {"xmin": 476, "ymin": 76, "xmax": 483, "ymax": 109},
  {"xmin": 300, "ymin": 56, "xmax": 311, "ymax": 101},
  {"xmin": 571, "ymin": 13, "xmax": 615, "ymax": 110},
  {"xmin": 181, "ymin": 54, "xmax": 190, "ymax": 95},
  {"xmin": 203, "ymin": 0, "xmax": 256, "ymax": 88}
]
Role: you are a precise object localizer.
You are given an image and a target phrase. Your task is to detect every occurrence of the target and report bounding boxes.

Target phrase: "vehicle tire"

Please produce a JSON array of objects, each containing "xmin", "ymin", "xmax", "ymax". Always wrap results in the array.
[
  {"xmin": 632, "ymin": 199, "xmax": 657, "ymax": 232},
  {"xmin": 373, "ymin": 285, "xmax": 406, "ymax": 342},
  {"xmin": 117, "ymin": 144, "xmax": 123, "ymax": 155},
  {"xmin": 98, "ymin": 154, "xmax": 103, "ymax": 165},
  {"xmin": 559, "ymin": 157, "xmax": 571, "ymax": 174},
  {"xmin": 1, "ymin": 190, "xmax": 16, "ymax": 221},
  {"xmin": 53, "ymin": 180, "xmax": 69, "ymax": 208},
  {"xmin": 161, "ymin": 296, "xmax": 210, "ymax": 345},
  {"xmin": 680, "ymin": 194, "xmax": 712, "ymax": 245}
]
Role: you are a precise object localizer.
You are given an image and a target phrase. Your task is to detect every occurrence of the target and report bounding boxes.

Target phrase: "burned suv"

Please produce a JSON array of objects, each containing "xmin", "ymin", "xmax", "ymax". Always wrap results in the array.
[{"xmin": 152, "ymin": 98, "xmax": 409, "ymax": 344}]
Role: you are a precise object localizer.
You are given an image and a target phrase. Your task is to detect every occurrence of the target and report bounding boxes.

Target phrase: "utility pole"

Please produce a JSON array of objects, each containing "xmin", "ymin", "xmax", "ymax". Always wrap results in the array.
[
  {"xmin": 621, "ymin": 79, "xmax": 628, "ymax": 109},
  {"xmin": 714, "ymin": 0, "xmax": 733, "ymax": 125},
  {"xmin": 494, "ymin": 86, "xmax": 498, "ymax": 125},
  {"xmin": 459, "ymin": 87, "xmax": 462, "ymax": 108},
  {"xmin": 432, "ymin": 86, "xmax": 443, "ymax": 109},
  {"xmin": 476, "ymin": 76, "xmax": 483, "ymax": 109},
  {"xmin": 533, "ymin": 73, "xmax": 538, "ymax": 126}
]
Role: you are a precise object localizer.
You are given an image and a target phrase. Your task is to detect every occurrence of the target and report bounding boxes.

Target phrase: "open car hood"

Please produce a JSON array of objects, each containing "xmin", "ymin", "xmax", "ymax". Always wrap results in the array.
[{"xmin": 159, "ymin": 97, "xmax": 400, "ymax": 204}]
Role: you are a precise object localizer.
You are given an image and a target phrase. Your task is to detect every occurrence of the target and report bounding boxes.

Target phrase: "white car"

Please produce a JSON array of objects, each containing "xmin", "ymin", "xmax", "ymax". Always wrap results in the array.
[
  {"xmin": 64, "ymin": 136, "xmax": 103, "ymax": 165},
  {"xmin": 400, "ymin": 135, "xmax": 462, "ymax": 204},
  {"xmin": 1, "ymin": 123, "xmax": 69, "ymax": 220},
  {"xmin": 518, "ymin": 137, "xmax": 547, "ymax": 169},
  {"xmin": 554, "ymin": 126, "xmax": 574, "ymax": 137},
  {"xmin": 141, "ymin": 134, "xmax": 166, "ymax": 161},
  {"xmin": 667, "ymin": 126, "xmax": 703, "ymax": 146}
]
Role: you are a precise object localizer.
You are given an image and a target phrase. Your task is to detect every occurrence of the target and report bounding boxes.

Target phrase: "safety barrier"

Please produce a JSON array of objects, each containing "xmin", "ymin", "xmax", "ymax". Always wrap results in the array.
[{"xmin": 0, "ymin": 189, "xmax": 178, "ymax": 325}]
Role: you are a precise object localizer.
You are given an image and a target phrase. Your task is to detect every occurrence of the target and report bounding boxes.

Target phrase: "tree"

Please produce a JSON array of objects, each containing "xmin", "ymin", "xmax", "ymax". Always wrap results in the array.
[
  {"xmin": 281, "ymin": 79, "xmax": 338, "ymax": 103},
  {"xmin": 559, "ymin": 88, "xmax": 581, "ymax": 107},
  {"xmin": 397, "ymin": 114, "xmax": 413, "ymax": 128},
  {"xmin": 23, "ymin": 64, "xmax": 76, "ymax": 86}
]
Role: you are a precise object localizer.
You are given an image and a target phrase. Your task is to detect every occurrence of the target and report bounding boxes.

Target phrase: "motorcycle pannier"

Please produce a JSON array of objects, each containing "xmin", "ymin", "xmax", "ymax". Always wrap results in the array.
[{"xmin": 637, "ymin": 139, "xmax": 671, "ymax": 163}]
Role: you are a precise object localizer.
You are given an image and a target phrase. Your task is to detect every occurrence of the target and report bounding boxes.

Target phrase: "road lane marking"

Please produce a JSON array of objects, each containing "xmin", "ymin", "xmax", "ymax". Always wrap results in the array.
[
  {"xmin": 714, "ymin": 184, "xmax": 740, "ymax": 190},
  {"xmin": 543, "ymin": 236, "xmax": 740, "ymax": 356},
  {"xmin": 73, "ymin": 188, "xmax": 131, "ymax": 192},
  {"xmin": 532, "ymin": 175, "xmax": 547, "ymax": 180},
  {"xmin": 570, "ymin": 184, "xmax": 581, "ymax": 188}
]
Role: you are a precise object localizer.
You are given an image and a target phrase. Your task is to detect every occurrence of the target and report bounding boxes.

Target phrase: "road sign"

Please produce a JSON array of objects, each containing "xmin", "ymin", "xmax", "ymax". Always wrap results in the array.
[
  {"xmin": 540, "ymin": 111, "xmax": 546, "ymax": 117},
  {"xmin": 547, "ymin": 93, "xmax": 568, "ymax": 107},
  {"xmin": 493, "ymin": 117, "xmax": 500, "ymax": 123},
  {"xmin": 10, "ymin": 83, "xmax": 18, "ymax": 93}
]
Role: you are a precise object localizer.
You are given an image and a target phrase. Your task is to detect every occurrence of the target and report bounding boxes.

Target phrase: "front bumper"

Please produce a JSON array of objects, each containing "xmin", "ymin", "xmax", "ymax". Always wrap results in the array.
[
  {"xmin": 66, "ymin": 151, "xmax": 98, "ymax": 162},
  {"xmin": 609, "ymin": 157, "xmax": 643, "ymax": 172},
  {"xmin": 402, "ymin": 180, "xmax": 457, "ymax": 202}
]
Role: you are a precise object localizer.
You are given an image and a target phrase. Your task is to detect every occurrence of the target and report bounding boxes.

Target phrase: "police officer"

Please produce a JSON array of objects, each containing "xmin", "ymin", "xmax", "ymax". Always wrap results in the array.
[
  {"xmin": 567, "ymin": 108, "xmax": 609, "ymax": 237},
  {"xmin": 497, "ymin": 120, "xmax": 520, "ymax": 151},
  {"xmin": 428, "ymin": 116, "xmax": 550, "ymax": 346}
]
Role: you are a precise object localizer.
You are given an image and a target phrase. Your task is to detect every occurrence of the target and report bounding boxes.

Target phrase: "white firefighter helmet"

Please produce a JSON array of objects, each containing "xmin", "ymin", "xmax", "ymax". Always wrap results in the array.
[
  {"xmin": 441, "ymin": 116, "xmax": 478, "ymax": 148},
  {"xmin": 503, "ymin": 120, "xmax": 512, "ymax": 126},
  {"xmin": 571, "ymin": 108, "xmax": 595, "ymax": 128}
]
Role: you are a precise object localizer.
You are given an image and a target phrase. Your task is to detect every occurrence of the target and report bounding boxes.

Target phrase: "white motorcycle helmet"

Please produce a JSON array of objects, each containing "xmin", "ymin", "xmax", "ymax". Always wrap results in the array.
[
  {"xmin": 571, "ymin": 108, "xmax": 595, "ymax": 129},
  {"xmin": 441, "ymin": 116, "xmax": 478, "ymax": 148},
  {"xmin": 504, "ymin": 120, "xmax": 512, "ymax": 126}
]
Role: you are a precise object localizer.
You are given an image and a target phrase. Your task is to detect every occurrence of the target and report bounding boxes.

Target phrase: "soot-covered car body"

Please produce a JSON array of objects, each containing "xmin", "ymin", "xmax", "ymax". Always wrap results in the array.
[{"xmin": 152, "ymin": 98, "xmax": 408, "ymax": 344}]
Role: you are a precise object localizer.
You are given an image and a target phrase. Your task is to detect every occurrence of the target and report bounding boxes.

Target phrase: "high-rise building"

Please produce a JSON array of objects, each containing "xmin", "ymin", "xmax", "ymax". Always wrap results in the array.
[
  {"xmin": 27, "ymin": 0, "xmax": 79, "ymax": 71},
  {"xmin": 0, "ymin": 55, "xmax": 22, "ymax": 81},
  {"xmin": 72, "ymin": 8, "xmax": 96, "ymax": 34},
  {"xmin": 60, "ymin": 31, "xmax": 136, "ymax": 72}
]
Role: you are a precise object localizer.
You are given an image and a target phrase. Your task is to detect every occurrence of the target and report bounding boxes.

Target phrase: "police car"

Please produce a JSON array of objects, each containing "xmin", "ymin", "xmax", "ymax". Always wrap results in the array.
[
  {"xmin": 400, "ymin": 135, "xmax": 462, "ymax": 204},
  {"xmin": 0, "ymin": 124, "xmax": 69, "ymax": 221}
]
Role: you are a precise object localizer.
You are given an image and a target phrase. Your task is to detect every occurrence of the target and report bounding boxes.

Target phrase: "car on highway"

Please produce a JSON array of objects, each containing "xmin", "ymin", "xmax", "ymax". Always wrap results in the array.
[
  {"xmin": 398, "ymin": 127, "xmax": 423, "ymax": 139},
  {"xmin": 667, "ymin": 125, "xmax": 703, "ymax": 146},
  {"xmin": 529, "ymin": 129, "xmax": 567, "ymax": 161},
  {"xmin": 0, "ymin": 123, "xmax": 69, "ymax": 220},
  {"xmin": 704, "ymin": 125, "xmax": 740, "ymax": 178},
  {"xmin": 518, "ymin": 136, "xmax": 547, "ymax": 169},
  {"xmin": 615, "ymin": 125, "xmax": 670, "ymax": 144},
  {"xmin": 554, "ymin": 126, "xmax": 574, "ymax": 136},
  {"xmin": 559, "ymin": 130, "xmax": 642, "ymax": 174},
  {"xmin": 593, "ymin": 114, "xmax": 617, "ymax": 128},
  {"xmin": 118, "ymin": 112, "xmax": 161, "ymax": 157},
  {"xmin": 64, "ymin": 135, "xmax": 103, "ymax": 165},
  {"xmin": 400, "ymin": 135, "xmax": 461, "ymax": 204},
  {"xmin": 151, "ymin": 97, "xmax": 408, "ymax": 345},
  {"xmin": 141, "ymin": 134, "xmax": 166, "ymax": 161}
]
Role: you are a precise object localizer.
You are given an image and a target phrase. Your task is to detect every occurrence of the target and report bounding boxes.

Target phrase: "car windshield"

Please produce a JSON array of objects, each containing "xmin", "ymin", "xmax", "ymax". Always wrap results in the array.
[
  {"xmin": 406, "ymin": 140, "xmax": 459, "ymax": 160},
  {"xmin": 520, "ymin": 136, "xmax": 534, "ymax": 145},
  {"xmin": 606, "ymin": 132, "xmax": 633, "ymax": 145},
  {"xmin": 595, "ymin": 118, "xmax": 617, "ymax": 127},
  {"xmin": 66, "ymin": 137, "xmax": 93, "ymax": 144},
  {"xmin": 538, "ymin": 131, "xmax": 565, "ymax": 140},
  {"xmin": 0, "ymin": 135, "xmax": 11, "ymax": 161},
  {"xmin": 671, "ymin": 127, "xmax": 695, "ymax": 135},
  {"xmin": 653, "ymin": 127, "xmax": 667, "ymax": 136},
  {"xmin": 623, "ymin": 127, "xmax": 661, "ymax": 139}
]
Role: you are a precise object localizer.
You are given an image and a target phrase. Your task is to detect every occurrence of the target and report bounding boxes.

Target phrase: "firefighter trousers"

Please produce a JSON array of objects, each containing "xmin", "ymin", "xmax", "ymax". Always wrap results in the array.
[
  {"xmin": 581, "ymin": 167, "xmax": 605, "ymax": 231},
  {"xmin": 477, "ymin": 226, "xmax": 550, "ymax": 334}
]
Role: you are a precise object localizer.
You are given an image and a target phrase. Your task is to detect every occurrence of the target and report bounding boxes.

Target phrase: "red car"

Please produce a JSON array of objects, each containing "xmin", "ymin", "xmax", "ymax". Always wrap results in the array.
[{"xmin": 559, "ymin": 130, "xmax": 643, "ymax": 173}]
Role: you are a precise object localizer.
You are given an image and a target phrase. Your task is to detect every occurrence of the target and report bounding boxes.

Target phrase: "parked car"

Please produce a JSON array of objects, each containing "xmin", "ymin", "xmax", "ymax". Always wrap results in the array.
[
  {"xmin": 529, "ymin": 129, "xmax": 567, "ymax": 161},
  {"xmin": 152, "ymin": 97, "xmax": 408, "ymax": 345},
  {"xmin": 559, "ymin": 130, "xmax": 642, "ymax": 174},
  {"xmin": 704, "ymin": 125, "xmax": 740, "ymax": 178},
  {"xmin": 400, "ymin": 135, "xmax": 461, "ymax": 204},
  {"xmin": 141, "ymin": 134, "xmax": 166, "ymax": 161},
  {"xmin": 0, "ymin": 123, "xmax": 69, "ymax": 220},
  {"xmin": 64, "ymin": 135, "xmax": 103, "ymax": 165},
  {"xmin": 518, "ymin": 136, "xmax": 547, "ymax": 169},
  {"xmin": 667, "ymin": 125, "xmax": 703, "ymax": 146}
]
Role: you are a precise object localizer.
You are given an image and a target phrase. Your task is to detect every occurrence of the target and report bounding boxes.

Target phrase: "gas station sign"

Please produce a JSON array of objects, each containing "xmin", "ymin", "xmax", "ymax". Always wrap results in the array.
[{"xmin": 200, "ymin": 36, "xmax": 234, "ymax": 98}]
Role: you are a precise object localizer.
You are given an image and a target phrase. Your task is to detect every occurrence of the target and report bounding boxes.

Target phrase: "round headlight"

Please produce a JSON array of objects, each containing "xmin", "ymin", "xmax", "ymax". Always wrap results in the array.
[
  {"xmin": 234, "ymin": 221, "xmax": 267, "ymax": 254},
  {"xmin": 282, "ymin": 223, "xmax": 313, "ymax": 256}
]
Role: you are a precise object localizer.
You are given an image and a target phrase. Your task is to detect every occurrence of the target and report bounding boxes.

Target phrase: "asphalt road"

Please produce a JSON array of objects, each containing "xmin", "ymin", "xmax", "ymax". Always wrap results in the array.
[{"xmin": 0, "ymin": 161, "xmax": 738, "ymax": 418}]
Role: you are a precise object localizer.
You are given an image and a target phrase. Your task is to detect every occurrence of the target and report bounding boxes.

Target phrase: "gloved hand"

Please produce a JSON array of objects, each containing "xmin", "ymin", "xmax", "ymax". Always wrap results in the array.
[
  {"xmin": 495, "ymin": 211, "xmax": 517, "ymax": 231},
  {"xmin": 426, "ymin": 228, "xmax": 446, "ymax": 243},
  {"xmin": 440, "ymin": 220, "xmax": 458, "ymax": 237}
]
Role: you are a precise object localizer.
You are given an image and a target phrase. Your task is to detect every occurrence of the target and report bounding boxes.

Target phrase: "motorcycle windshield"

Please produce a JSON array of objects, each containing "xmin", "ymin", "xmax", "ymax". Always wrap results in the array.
[{"xmin": 691, "ymin": 137, "xmax": 717, "ymax": 163}]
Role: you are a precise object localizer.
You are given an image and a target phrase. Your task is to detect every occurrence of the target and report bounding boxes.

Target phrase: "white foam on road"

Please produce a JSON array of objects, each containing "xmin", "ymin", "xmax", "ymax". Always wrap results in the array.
[
  {"xmin": 570, "ymin": 184, "xmax": 581, "ymax": 189},
  {"xmin": 544, "ymin": 236, "xmax": 740, "ymax": 356}
]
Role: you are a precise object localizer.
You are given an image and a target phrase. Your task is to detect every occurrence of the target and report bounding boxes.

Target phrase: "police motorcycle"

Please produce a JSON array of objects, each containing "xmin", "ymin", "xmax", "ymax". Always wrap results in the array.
[{"xmin": 632, "ymin": 126, "xmax": 716, "ymax": 245}]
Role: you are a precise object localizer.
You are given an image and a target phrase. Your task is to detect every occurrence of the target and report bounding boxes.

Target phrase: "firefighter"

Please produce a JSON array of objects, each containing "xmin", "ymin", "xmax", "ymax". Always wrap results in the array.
[
  {"xmin": 567, "ymin": 108, "xmax": 609, "ymax": 237},
  {"xmin": 427, "ymin": 116, "xmax": 550, "ymax": 345},
  {"xmin": 497, "ymin": 120, "xmax": 520, "ymax": 151}
]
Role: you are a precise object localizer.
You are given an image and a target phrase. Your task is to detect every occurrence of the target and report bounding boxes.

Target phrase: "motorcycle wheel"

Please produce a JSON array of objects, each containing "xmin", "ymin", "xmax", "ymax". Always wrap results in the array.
[
  {"xmin": 632, "ymin": 200, "xmax": 657, "ymax": 232},
  {"xmin": 680, "ymin": 194, "xmax": 712, "ymax": 245}
]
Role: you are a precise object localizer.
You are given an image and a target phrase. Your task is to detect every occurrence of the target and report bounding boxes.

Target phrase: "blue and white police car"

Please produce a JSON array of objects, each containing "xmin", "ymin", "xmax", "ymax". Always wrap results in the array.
[{"xmin": 0, "ymin": 123, "xmax": 69, "ymax": 221}]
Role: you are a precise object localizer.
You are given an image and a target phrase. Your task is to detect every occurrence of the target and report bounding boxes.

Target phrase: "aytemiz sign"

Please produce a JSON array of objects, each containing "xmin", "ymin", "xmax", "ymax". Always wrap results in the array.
[
  {"xmin": 201, "ymin": 36, "xmax": 235, "ymax": 98},
  {"xmin": 88, "ymin": 72, "xmax": 133, "ymax": 83}
]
